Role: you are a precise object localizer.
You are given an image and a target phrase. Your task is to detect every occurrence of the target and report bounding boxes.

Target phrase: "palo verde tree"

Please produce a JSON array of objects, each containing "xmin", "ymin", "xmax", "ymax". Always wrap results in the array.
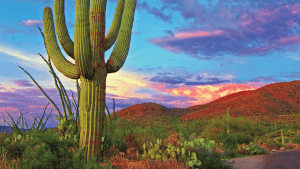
[{"xmin": 42, "ymin": 0, "xmax": 137, "ymax": 164}]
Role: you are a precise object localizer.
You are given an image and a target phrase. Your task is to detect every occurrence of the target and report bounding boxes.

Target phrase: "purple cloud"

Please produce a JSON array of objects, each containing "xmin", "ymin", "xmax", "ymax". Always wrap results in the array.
[{"xmin": 139, "ymin": 0, "xmax": 300, "ymax": 59}]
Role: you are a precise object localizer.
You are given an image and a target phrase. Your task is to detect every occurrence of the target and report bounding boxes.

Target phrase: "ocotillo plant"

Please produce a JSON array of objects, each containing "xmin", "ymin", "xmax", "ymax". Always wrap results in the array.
[{"xmin": 42, "ymin": 0, "xmax": 137, "ymax": 164}]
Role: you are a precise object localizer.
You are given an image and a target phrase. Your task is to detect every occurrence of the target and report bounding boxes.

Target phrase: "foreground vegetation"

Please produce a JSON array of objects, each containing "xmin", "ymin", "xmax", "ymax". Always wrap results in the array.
[
  {"xmin": 1, "ymin": 41, "xmax": 299, "ymax": 168},
  {"xmin": 0, "ymin": 103, "xmax": 300, "ymax": 169}
]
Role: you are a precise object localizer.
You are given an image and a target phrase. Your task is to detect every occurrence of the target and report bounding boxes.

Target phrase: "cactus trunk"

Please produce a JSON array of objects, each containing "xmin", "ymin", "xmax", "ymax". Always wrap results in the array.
[
  {"xmin": 281, "ymin": 129, "xmax": 285, "ymax": 145},
  {"xmin": 227, "ymin": 108, "xmax": 230, "ymax": 134},
  {"xmin": 79, "ymin": 70, "xmax": 107, "ymax": 162}
]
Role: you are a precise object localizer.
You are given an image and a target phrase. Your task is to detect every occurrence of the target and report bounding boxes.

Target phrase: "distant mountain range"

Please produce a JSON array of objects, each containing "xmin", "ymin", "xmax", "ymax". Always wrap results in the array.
[
  {"xmin": 106, "ymin": 80, "xmax": 300, "ymax": 122},
  {"xmin": 2, "ymin": 80, "xmax": 299, "ymax": 134},
  {"xmin": 0, "ymin": 125, "xmax": 53, "ymax": 134}
]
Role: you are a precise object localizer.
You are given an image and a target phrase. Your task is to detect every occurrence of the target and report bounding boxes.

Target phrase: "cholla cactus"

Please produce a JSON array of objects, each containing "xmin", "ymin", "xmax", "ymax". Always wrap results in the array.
[{"xmin": 42, "ymin": 0, "xmax": 137, "ymax": 164}]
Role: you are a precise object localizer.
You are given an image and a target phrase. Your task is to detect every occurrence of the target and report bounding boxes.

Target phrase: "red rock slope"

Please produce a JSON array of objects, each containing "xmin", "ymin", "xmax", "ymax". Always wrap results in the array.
[
  {"xmin": 181, "ymin": 80, "xmax": 300, "ymax": 121},
  {"xmin": 107, "ymin": 80, "xmax": 300, "ymax": 122}
]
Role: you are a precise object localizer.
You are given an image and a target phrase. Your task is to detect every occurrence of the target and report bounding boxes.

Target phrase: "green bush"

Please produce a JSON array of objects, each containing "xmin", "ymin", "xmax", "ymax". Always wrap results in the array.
[
  {"xmin": 274, "ymin": 141, "xmax": 285, "ymax": 150},
  {"xmin": 222, "ymin": 149, "xmax": 238, "ymax": 158},
  {"xmin": 293, "ymin": 136, "xmax": 300, "ymax": 143},
  {"xmin": 245, "ymin": 143, "xmax": 267, "ymax": 155},
  {"xmin": 220, "ymin": 133, "xmax": 241, "ymax": 150},
  {"xmin": 236, "ymin": 133, "xmax": 253, "ymax": 144},
  {"xmin": 7, "ymin": 129, "xmax": 110, "ymax": 169},
  {"xmin": 17, "ymin": 129, "xmax": 76, "ymax": 168},
  {"xmin": 190, "ymin": 146, "xmax": 233, "ymax": 169},
  {"xmin": 273, "ymin": 136, "xmax": 291, "ymax": 145}
]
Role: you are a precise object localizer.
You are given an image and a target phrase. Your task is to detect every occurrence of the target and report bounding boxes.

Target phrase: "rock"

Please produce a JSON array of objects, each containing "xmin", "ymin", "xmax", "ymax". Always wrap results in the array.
[{"xmin": 280, "ymin": 147, "xmax": 286, "ymax": 151}]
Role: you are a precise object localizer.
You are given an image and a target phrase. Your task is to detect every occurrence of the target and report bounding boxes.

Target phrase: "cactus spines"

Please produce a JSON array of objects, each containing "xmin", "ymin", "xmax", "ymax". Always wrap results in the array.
[{"xmin": 42, "ymin": 0, "xmax": 137, "ymax": 164}]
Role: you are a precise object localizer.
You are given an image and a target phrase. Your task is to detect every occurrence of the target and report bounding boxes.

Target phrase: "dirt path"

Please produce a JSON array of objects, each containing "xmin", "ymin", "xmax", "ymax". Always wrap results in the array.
[{"xmin": 227, "ymin": 149, "xmax": 300, "ymax": 169}]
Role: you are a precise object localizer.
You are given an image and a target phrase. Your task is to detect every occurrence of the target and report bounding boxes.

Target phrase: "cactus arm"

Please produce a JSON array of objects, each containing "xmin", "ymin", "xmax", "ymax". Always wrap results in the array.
[
  {"xmin": 54, "ymin": 0, "xmax": 75, "ymax": 59},
  {"xmin": 104, "ymin": 0, "xmax": 125, "ymax": 51},
  {"xmin": 105, "ymin": 0, "xmax": 137, "ymax": 73},
  {"xmin": 43, "ymin": 7, "xmax": 80, "ymax": 79},
  {"xmin": 74, "ymin": 0, "xmax": 95, "ymax": 80}
]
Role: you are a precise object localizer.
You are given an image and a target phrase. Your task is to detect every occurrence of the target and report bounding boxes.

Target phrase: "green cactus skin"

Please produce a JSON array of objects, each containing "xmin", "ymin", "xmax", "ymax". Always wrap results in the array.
[
  {"xmin": 227, "ymin": 108, "xmax": 230, "ymax": 134},
  {"xmin": 42, "ymin": 0, "xmax": 137, "ymax": 164},
  {"xmin": 142, "ymin": 137, "xmax": 217, "ymax": 168},
  {"xmin": 281, "ymin": 129, "xmax": 285, "ymax": 145}
]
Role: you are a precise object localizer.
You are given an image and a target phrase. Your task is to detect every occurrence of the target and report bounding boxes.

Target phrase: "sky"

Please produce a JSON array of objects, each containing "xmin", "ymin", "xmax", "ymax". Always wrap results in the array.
[{"xmin": 1, "ymin": 0, "xmax": 300, "ymax": 130}]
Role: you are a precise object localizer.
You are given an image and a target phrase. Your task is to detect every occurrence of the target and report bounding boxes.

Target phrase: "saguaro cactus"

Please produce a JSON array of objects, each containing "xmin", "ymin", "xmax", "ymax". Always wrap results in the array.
[
  {"xmin": 227, "ymin": 108, "xmax": 230, "ymax": 134},
  {"xmin": 42, "ymin": 0, "xmax": 137, "ymax": 164},
  {"xmin": 281, "ymin": 129, "xmax": 285, "ymax": 145}
]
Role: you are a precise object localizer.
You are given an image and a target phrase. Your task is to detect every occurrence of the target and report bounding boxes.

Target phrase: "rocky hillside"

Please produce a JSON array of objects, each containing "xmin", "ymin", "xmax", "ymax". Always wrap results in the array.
[{"xmin": 106, "ymin": 80, "xmax": 300, "ymax": 123}]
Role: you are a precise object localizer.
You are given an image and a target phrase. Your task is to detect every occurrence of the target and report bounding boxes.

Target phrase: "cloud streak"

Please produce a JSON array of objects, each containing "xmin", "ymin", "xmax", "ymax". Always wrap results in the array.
[{"xmin": 140, "ymin": 0, "xmax": 300, "ymax": 59}]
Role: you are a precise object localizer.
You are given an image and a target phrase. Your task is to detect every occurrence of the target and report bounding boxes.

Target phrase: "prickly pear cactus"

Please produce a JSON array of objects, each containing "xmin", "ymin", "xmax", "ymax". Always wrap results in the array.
[
  {"xmin": 141, "ymin": 138, "xmax": 203, "ymax": 168},
  {"xmin": 142, "ymin": 139, "xmax": 183, "ymax": 161},
  {"xmin": 183, "ymin": 137, "xmax": 216, "ymax": 150},
  {"xmin": 186, "ymin": 152, "xmax": 202, "ymax": 168}
]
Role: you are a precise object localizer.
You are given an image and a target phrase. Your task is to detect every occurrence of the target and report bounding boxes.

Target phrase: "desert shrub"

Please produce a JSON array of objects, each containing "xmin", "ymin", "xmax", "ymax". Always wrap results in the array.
[
  {"xmin": 167, "ymin": 116, "xmax": 184, "ymax": 134},
  {"xmin": 293, "ymin": 136, "xmax": 300, "ymax": 143},
  {"xmin": 273, "ymin": 136, "xmax": 291, "ymax": 144},
  {"xmin": 123, "ymin": 134, "xmax": 139, "ymax": 150},
  {"xmin": 109, "ymin": 137, "xmax": 124, "ymax": 153},
  {"xmin": 235, "ymin": 142, "xmax": 269, "ymax": 156},
  {"xmin": 222, "ymin": 149, "xmax": 238, "ymax": 158},
  {"xmin": 189, "ymin": 146, "xmax": 233, "ymax": 169},
  {"xmin": 17, "ymin": 129, "xmax": 75, "ymax": 168},
  {"xmin": 274, "ymin": 141, "xmax": 285, "ymax": 150},
  {"xmin": 202, "ymin": 118, "xmax": 228, "ymax": 146},
  {"xmin": 178, "ymin": 123, "xmax": 196, "ymax": 141},
  {"xmin": 220, "ymin": 133, "xmax": 241, "ymax": 150},
  {"xmin": 103, "ymin": 146, "xmax": 121, "ymax": 162},
  {"xmin": 236, "ymin": 133, "xmax": 254, "ymax": 144},
  {"xmin": 245, "ymin": 143, "xmax": 268, "ymax": 155},
  {"xmin": 14, "ymin": 129, "xmax": 110, "ymax": 169},
  {"xmin": 241, "ymin": 134, "xmax": 253, "ymax": 144},
  {"xmin": 152, "ymin": 120, "xmax": 169, "ymax": 142},
  {"xmin": 267, "ymin": 132, "xmax": 276, "ymax": 138},
  {"xmin": 180, "ymin": 119, "xmax": 207, "ymax": 139}
]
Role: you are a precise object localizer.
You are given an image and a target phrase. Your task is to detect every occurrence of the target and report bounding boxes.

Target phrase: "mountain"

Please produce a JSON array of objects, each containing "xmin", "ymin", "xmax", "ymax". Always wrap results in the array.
[
  {"xmin": 3, "ymin": 80, "xmax": 299, "ymax": 135},
  {"xmin": 0, "ymin": 125, "xmax": 53, "ymax": 134},
  {"xmin": 106, "ymin": 80, "xmax": 300, "ymax": 122},
  {"xmin": 0, "ymin": 125, "xmax": 35, "ymax": 134},
  {"xmin": 106, "ymin": 102, "xmax": 197, "ymax": 120},
  {"xmin": 180, "ymin": 80, "xmax": 300, "ymax": 121}
]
